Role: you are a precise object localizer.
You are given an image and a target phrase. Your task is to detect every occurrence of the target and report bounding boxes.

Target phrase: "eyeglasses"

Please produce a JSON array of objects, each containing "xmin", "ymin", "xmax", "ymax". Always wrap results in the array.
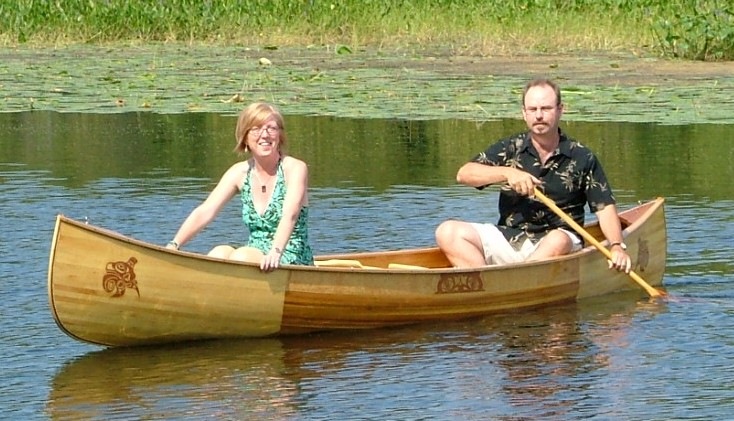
[
  {"xmin": 249, "ymin": 126, "xmax": 280, "ymax": 136},
  {"xmin": 523, "ymin": 105, "xmax": 558, "ymax": 115}
]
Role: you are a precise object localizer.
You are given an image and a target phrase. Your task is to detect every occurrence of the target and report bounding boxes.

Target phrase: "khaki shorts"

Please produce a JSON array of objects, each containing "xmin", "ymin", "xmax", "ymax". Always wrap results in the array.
[{"xmin": 470, "ymin": 223, "xmax": 582, "ymax": 265}]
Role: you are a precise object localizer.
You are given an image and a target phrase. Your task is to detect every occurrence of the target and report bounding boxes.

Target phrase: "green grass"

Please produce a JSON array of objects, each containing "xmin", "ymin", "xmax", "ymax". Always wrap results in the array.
[{"xmin": 0, "ymin": 0, "xmax": 731, "ymax": 60}]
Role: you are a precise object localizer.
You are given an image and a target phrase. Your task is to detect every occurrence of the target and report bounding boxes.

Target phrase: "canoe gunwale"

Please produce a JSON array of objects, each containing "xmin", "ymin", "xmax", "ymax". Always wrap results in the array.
[{"xmin": 49, "ymin": 196, "xmax": 663, "ymax": 275}]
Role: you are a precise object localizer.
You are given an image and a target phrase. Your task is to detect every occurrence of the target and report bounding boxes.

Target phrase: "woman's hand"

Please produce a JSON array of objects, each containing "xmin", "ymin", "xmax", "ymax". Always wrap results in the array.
[{"xmin": 260, "ymin": 247, "xmax": 283, "ymax": 272}]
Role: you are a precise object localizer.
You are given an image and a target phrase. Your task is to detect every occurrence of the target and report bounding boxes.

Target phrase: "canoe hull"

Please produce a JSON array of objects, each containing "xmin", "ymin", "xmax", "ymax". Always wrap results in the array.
[{"xmin": 48, "ymin": 198, "xmax": 666, "ymax": 347}]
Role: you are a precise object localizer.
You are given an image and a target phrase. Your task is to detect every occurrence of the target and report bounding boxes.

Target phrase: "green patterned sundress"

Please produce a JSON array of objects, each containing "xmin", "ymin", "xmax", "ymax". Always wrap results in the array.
[{"xmin": 241, "ymin": 161, "xmax": 314, "ymax": 265}]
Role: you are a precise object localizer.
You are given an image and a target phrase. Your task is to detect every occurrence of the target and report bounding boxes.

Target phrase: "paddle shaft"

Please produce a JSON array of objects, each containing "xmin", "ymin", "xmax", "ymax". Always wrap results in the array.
[{"xmin": 533, "ymin": 188, "xmax": 664, "ymax": 298}]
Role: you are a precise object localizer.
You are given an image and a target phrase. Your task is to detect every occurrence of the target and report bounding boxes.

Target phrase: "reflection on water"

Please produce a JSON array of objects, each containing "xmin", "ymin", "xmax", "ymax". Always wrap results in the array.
[
  {"xmin": 1, "ymin": 111, "xmax": 732, "ymax": 200},
  {"xmin": 48, "ymin": 293, "xmax": 664, "ymax": 419},
  {"xmin": 1, "ymin": 111, "xmax": 733, "ymax": 418},
  {"xmin": 48, "ymin": 339, "xmax": 296, "ymax": 419}
]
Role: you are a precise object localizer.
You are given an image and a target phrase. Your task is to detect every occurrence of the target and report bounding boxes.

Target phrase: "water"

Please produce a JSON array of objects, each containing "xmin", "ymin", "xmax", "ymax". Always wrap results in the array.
[{"xmin": 1, "ymin": 112, "xmax": 733, "ymax": 419}]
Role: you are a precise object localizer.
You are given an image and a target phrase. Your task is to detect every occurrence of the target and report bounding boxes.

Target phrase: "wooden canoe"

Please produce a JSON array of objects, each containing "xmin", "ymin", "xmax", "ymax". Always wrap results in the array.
[{"xmin": 48, "ymin": 197, "xmax": 667, "ymax": 347}]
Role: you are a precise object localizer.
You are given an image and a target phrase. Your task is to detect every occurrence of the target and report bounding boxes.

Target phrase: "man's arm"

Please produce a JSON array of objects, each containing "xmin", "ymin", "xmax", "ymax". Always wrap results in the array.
[
  {"xmin": 457, "ymin": 162, "xmax": 540, "ymax": 195},
  {"xmin": 596, "ymin": 204, "xmax": 632, "ymax": 272}
]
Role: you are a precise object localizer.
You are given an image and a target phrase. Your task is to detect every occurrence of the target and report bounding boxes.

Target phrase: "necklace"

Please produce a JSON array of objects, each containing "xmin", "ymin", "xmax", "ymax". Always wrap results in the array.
[{"xmin": 251, "ymin": 168, "xmax": 272, "ymax": 193}]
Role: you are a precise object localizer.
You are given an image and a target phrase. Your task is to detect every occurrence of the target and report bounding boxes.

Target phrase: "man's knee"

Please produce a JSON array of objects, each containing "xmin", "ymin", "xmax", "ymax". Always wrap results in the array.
[
  {"xmin": 435, "ymin": 220, "xmax": 468, "ymax": 246},
  {"xmin": 535, "ymin": 230, "xmax": 574, "ymax": 257},
  {"xmin": 435, "ymin": 220, "xmax": 454, "ymax": 242},
  {"xmin": 550, "ymin": 229, "xmax": 574, "ymax": 251}
]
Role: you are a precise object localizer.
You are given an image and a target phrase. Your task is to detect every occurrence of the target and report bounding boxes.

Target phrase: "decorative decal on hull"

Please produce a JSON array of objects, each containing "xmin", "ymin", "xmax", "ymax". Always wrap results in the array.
[
  {"xmin": 436, "ymin": 272, "xmax": 484, "ymax": 294},
  {"xmin": 103, "ymin": 257, "xmax": 140, "ymax": 298},
  {"xmin": 637, "ymin": 238, "xmax": 649, "ymax": 272}
]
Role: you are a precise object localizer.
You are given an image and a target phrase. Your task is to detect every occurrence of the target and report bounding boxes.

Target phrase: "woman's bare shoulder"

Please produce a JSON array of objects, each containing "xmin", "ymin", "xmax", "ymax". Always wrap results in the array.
[
  {"xmin": 281, "ymin": 155, "xmax": 307, "ymax": 171},
  {"xmin": 228, "ymin": 159, "xmax": 251, "ymax": 172},
  {"xmin": 220, "ymin": 159, "xmax": 251, "ymax": 183}
]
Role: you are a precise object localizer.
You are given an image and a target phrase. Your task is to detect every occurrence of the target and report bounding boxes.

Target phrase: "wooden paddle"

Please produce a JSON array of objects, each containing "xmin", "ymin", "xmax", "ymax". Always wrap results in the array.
[{"xmin": 533, "ymin": 188, "xmax": 666, "ymax": 298}]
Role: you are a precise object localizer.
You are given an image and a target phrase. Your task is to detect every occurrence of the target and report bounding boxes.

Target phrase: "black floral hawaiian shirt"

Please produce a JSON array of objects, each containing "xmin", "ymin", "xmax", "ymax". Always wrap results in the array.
[{"xmin": 472, "ymin": 129, "xmax": 616, "ymax": 248}]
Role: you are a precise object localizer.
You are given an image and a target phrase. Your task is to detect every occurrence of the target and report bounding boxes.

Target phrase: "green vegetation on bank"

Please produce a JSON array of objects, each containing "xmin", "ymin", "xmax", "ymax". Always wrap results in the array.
[{"xmin": 0, "ymin": 0, "xmax": 732, "ymax": 60}]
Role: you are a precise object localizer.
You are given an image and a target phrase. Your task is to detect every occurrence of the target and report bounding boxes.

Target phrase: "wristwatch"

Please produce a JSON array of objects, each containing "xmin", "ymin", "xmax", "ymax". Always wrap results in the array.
[{"xmin": 610, "ymin": 242, "xmax": 627, "ymax": 250}]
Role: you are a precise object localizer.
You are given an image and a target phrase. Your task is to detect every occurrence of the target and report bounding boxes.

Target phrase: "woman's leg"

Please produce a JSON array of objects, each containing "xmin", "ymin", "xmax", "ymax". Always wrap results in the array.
[
  {"xmin": 208, "ymin": 245, "xmax": 235, "ymax": 259},
  {"xmin": 228, "ymin": 246, "xmax": 264, "ymax": 264}
]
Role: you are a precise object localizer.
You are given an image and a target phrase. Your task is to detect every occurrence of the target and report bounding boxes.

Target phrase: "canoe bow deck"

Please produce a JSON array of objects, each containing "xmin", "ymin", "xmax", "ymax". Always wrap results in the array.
[{"xmin": 48, "ymin": 198, "xmax": 667, "ymax": 347}]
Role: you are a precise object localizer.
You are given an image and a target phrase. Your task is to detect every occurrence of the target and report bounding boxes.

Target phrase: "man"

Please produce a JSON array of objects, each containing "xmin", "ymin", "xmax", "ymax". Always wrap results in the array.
[{"xmin": 435, "ymin": 78, "xmax": 631, "ymax": 272}]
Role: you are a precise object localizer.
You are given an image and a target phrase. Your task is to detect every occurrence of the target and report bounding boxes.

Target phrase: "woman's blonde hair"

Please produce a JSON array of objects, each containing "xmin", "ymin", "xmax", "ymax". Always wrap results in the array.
[{"xmin": 234, "ymin": 102, "xmax": 287, "ymax": 154}]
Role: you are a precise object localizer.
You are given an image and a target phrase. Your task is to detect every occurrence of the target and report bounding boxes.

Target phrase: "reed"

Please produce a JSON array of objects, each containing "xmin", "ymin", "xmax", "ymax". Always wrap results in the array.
[{"xmin": 0, "ymin": 0, "xmax": 731, "ymax": 60}]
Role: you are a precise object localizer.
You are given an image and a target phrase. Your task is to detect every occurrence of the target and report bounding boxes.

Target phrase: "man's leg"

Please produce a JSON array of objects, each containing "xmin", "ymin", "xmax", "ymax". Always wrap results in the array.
[
  {"xmin": 435, "ymin": 220, "xmax": 487, "ymax": 268},
  {"xmin": 526, "ymin": 229, "xmax": 577, "ymax": 261}
]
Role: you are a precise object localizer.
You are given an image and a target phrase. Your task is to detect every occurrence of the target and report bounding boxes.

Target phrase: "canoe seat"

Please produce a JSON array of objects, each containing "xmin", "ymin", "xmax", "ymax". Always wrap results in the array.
[
  {"xmin": 314, "ymin": 259, "xmax": 380, "ymax": 269},
  {"xmin": 313, "ymin": 260, "xmax": 428, "ymax": 270},
  {"xmin": 387, "ymin": 263, "xmax": 429, "ymax": 270},
  {"xmin": 315, "ymin": 259, "xmax": 364, "ymax": 268}
]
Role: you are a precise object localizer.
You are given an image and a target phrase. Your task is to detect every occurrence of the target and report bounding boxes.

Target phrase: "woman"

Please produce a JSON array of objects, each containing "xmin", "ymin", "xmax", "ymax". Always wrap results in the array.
[{"xmin": 166, "ymin": 102, "xmax": 313, "ymax": 271}]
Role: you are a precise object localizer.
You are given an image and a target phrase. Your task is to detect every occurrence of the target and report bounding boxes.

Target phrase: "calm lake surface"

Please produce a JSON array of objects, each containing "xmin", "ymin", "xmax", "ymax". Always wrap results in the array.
[{"xmin": 1, "ymin": 111, "xmax": 733, "ymax": 419}]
